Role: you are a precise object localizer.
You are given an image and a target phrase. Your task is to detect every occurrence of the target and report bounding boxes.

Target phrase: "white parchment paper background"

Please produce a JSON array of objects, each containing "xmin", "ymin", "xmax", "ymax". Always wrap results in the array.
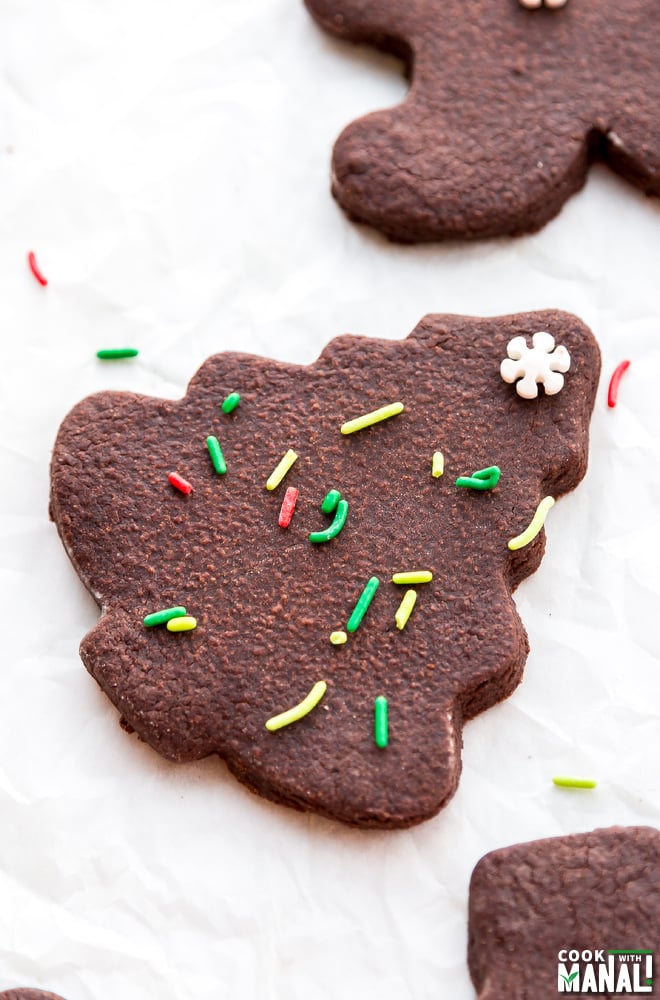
[{"xmin": 1, "ymin": 1, "xmax": 659, "ymax": 997}]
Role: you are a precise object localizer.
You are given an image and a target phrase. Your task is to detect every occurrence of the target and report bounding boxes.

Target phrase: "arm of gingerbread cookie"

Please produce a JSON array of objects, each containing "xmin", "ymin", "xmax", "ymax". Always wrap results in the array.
[
  {"xmin": 604, "ymin": 107, "xmax": 660, "ymax": 196},
  {"xmin": 331, "ymin": 98, "xmax": 592, "ymax": 241},
  {"xmin": 304, "ymin": 0, "xmax": 414, "ymax": 60}
]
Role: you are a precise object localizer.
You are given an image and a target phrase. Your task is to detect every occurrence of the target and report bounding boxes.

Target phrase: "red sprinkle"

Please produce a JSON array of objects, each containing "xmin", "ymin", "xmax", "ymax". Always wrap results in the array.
[
  {"xmin": 278, "ymin": 486, "xmax": 299, "ymax": 528},
  {"xmin": 27, "ymin": 251, "xmax": 48, "ymax": 287},
  {"xmin": 168, "ymin": 472, "xmax": 193, "ymax": 495},
  {"xmin": 607, "ymin": 360, "xmax": 631, "ymax": 408}
]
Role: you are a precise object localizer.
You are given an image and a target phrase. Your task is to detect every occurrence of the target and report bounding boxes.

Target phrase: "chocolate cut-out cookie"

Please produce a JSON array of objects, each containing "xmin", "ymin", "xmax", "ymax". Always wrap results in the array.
[
  {"xmin": 50, "ymin": 310, "xmax": 599, "ymax": 828},
  {"xmin": 468, "ymin": 826, "xmax": 660, "ymax": 998},
  {"xmin": 0, "ymin": 991, "xmax": 67, "ymax": 999},
  {"xmin": 304, "ymin": 0, "xmax": 660, "ymax": 241}
]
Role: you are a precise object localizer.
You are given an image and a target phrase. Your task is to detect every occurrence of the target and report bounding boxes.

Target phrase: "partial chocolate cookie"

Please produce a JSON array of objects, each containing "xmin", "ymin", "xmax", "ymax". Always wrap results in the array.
[
  {"xmin": 0, "ymin": 991, "xmax": 67, "ymax": 999},
  {"xmin": 469, "ymin": 826, "xmax": 660, "ymax": 998},
  {"xmin": 304, "ymin": 0, "xmax": 660, "ymax": 241},
  {"xmin": 50, "ymin": 310, "xmax": 599, "ymax": 828}
]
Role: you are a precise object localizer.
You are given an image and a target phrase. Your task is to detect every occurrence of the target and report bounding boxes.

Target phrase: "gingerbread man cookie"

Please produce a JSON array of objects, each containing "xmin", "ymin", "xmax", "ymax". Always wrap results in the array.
[
  {"xmin": 50, "ymin": 311, "xmax": 599, "ymax": 828},
  {"xmin": 305, "ymin": 0, "xmax": 660, "ymax": 241}
]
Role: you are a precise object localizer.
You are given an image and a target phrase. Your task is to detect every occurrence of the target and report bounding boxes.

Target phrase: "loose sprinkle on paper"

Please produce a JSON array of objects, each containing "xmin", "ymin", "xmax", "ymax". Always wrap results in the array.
[
  {"xmin": 607, "ymin": 360, "xmax": 630, "ymax": 409},
  {"xmin": 97, "ymin": 348, "xmax": 139, "ymax": 360},
  {"xmin": 27, "ymin": 250, "xmax": 48, "ymax": 287},
  {"xmin": 552, "ymin": 776, "xmax": 597, "ymax": 789}
]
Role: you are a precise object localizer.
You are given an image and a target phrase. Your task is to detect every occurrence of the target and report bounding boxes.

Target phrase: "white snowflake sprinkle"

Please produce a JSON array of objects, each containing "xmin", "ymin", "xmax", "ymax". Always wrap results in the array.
[
  {"xmin": 500, "ymin": 331, "xmax": 571, "ymax": 399},
  {"xmin": 519, "ymin": 0, "xmax": 568, "ymax": 8}
]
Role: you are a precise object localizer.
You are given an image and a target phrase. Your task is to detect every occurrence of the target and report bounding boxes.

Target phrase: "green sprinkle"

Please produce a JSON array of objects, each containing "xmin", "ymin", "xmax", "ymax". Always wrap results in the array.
[
  {"xmin": 321, "ymin": 489, "xmax": 341, "ymax": 515},
  {"xmin": 96, "ymin": 348, "xmax": 139, "ymax": 360},
  {"xmin": 346, "ymin": 576, "xmax": 379, "ymax": 633},
  {"xmin": 374, "ymin": 696, "xmax": 388, "ymax": 748},
  {"xmin": 552, "ymin": 776, "xmax": 597, "ymax": 789},
  {"xmin": 392, "ymin": 571, "xmax": 432, "ymax": 585},
  {"xmin": 341, "ymin": 401, "xmax": 404, "ymax": 435},
  {"xmin": 456, "ymin": 465, "xmax": 501, "ymax": 491},
  {"xmin": 221, "ymin": 392, "xmax": 241, "ymax": 414},
  {"xmin": 395, "ymin": 589, "xmax": 417, "ymax": 630},
  {"xmin": 309, "ymin": 499, "xmax": 349, "ymax": 543},
  {"xmin": 432, "ymin": 451, "xmax": 444, "ymax": 478},
  {"xmin": 206, "ymin": 435, "xmax": 226, "ymax": 475},
  {"xmin": 143, "ymin": 606, "xmax": 186, "ymax": 627}
]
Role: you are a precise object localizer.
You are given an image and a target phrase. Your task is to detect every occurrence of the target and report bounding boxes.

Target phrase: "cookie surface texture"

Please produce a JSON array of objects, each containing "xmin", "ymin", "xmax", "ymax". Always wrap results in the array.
[
  {"xmin": 50, "ymin": 311, "xmax": 600, "ymax": 828},
  {"xmin": 304, "ymin": 0, "xmax": 660, "ymax": 241},
  {"xmin": 468, "ymin": 826, "xmax": 660, "ymax": 998}
]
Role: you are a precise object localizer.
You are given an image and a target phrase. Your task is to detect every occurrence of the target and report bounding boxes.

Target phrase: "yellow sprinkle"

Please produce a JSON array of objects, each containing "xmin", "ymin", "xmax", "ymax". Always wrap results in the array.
[
  {"xmin": 553, "ymin": 776, "xmax": 597, "ymax": 790},
  {"xmin": 330, "ymin": 631, "xmax": 348, "ymax": 645},
  {"xmin": 395, "ymin": 589, "xmax": 417, "ymax": 630},
  {"xmin": 266, "ymin": 449, "xmax": 298, "ymax": 491},
  {"xmin": 392, "ymin": 571, "xmax": 433, "ymax": 585},
  {"xmin": 340, "ymin": 401, "xmax": 404, "ymax": 435},
  {"xmin": 508, "ymin": 496, "xmax": 555, "ymax": 551},
  {"xmin": 432, "ymin": 451, "xmax": 444, "ymax": 477},
  {"xmin": 265, "ymin": 680, "xmax": 327, "ymax": 732},
  {"xmin": 166, "ymin": 615, "xmax": 197, "ymax": 632}
]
